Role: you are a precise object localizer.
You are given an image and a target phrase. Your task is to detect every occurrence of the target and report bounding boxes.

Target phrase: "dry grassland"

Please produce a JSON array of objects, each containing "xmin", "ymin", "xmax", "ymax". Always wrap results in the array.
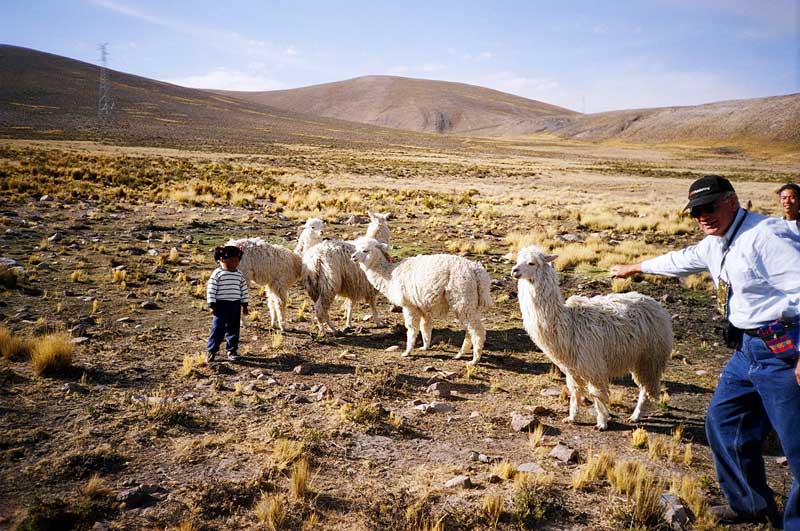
[{"xmin": 0, "ymin": 138, "xmax": 797, "ymax": 530}]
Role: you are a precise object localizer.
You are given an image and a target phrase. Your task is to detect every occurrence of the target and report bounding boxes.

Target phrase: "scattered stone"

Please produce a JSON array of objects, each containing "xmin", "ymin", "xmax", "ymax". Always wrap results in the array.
[
  {"xmin": 39, "ymin": 195, "xmax": 53, "ymax": 202},
  {"xmin": 444, "ymin": 475, "xmax": 472, "ymax": 489},
  {"xmin": 244, "ymin": 383, "xmax": 257, "ymax": 393},
  {"xmin": 71, "ymin": 337, "xmax": 90, "ymax": 345},
  {"xmin": 511, "ymin": 412, "xmax": 539, "ymax": 432},
  {"xmin": 560, "ymin": 233, "xmax": 579, "ymax": 242},
  {"xmin": 147, "ymin": 249, "xmax": 159, "ymax": 256},
  {"xmin": 662, "ymin": 293, "xmax": 676, "ymax": 303},
  {"xmin": 532, "ymin": 405, "xmax": 553, "ymax": 416},
  {"xmin": 0, "ymin": 257, "xmax": 17, "ymax": 268},
  {"xmin": 517, "ymin": 462, "xmax": 545, "ymax": 475},
  {"xmin": 410, "ymin": 399, "xmax": 425, "ymax": 407},
  {"xmin": 61, "ymin": 382, "xmax": 88, "ymax": 395},
  {"xmin": 469, "ymin": 411, "xmax": 480, "ymax": 418},
  {"xmin": 447, "ymin": 415, "xmax": 462, "ymax": 423},
  {"xmin": 487, "ymin": 474, "xmax": 502, "ymax": 484},
  {"xmin": 151, "ymin": 266, "xmax": 167, "ymax": 274},
  {"xmin": 549, "ymin": 443, "xmax": 579, "ymax": 464},
  {"xmin": 286, "ymin": 394, "xmax": 310, "ymax": 404},
  {"xmin": 695, "ymin": 370, "xmax": 708, "ymax": 376},
  {"xmin": 346, "ymin": 214, "xmax": 369, "ymax": 225},
  {"xmin": 469, "ymin": 451, "xmax": 480, "ymax": 461},
  {"xmin": 265, "ymin": 377, "xmax": 278, "ymax": 385},
  {"xmin": 91, "ymin": 522, "xmax": 109, "ymax": 531},
  {"xmin": 385, "ymin": 345, "xmax": 400, "ymax": 352},
  {"xmin": 540, "ymin": 388, "xmax": 562, "ymax": 397},
  {"xmin": 429, "ymin": 402, "xmax": 455, "ymax": 414},
  {"xmin": 426, "ymin": 381, "xmax": 451, "ymax": 398},
  {"xmin": 116, "ymin": 317, "xmax": 132, "ymax": 323},
  {"xmin": 116, "ymin": 486, "xmax": 153, "ymax": 508},
  {"xmin": 423, "ymin": 365, "xmax": 436, "ymax": 372},
  {"xmin": 47, "ymin": 232, "xmax": 62, "ymax": 242},
  {"xmin": 660, "ymin": 492, "xmax": 689, "ymax": 530},
  {"xmin": 288, "ymin": 382, "xmax": 308, "ymax": 391},
  {"xmin": 140, "ymin": 301, "xmax": 159, "ymax": 310},
  {"xmin": 310, "ymin": 385, "xmax": 330, "ymax": 401},
  {"xmin": 293, "ymin": 364, "xmax": 313, "ymax": 375}
]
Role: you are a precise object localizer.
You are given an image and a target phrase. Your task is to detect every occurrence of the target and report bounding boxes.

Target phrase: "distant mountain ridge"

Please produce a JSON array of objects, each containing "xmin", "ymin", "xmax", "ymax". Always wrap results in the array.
[
  {"xmin": 213, "ymin": 76, "xmax": 578, "ymax": 136},
  {"xmin": 1, "ymin": 44, "xmax": 798, "ymax": 150}
]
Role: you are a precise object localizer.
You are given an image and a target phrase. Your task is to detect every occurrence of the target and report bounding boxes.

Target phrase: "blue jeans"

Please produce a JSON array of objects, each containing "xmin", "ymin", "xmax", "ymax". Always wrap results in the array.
[
  {"xmin": 207, "ymin": 301, "xmax": 242, "ymax": 355},
  {"xmin": 706, "ymin": 334, "xmax": 800, "ymax": 529}
]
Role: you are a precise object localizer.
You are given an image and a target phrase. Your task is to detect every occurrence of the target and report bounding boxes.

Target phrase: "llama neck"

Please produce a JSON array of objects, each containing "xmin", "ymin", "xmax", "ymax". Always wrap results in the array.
[
  {"xmin": 519, "ymin": 269, "xmax": 569, "ymax": 355},
  {"xmin": 362, "ymin": 255, "xmax": 397, "ymax": 303}
]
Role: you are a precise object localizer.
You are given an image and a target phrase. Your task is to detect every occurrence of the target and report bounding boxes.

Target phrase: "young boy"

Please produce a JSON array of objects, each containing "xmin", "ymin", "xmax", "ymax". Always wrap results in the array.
[{"xmin": 206, "ymin": 245, "xmax": 249, "ymax": 361}]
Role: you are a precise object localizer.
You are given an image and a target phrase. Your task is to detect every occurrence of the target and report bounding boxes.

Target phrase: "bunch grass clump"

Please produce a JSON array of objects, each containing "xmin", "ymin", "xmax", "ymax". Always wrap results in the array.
[
  {"xmin": 31, "ymin": 332, "xmax": 74, "ymax": 375},
  {"xmin": 0, "ymin": 326, "xmax": 31, "ymax": 360}
]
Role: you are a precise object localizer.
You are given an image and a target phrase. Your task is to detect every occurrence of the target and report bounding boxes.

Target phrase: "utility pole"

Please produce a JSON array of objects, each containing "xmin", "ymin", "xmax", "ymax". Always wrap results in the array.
[{"xmin": 97, "ymin": 43, "xmax": 114, "ymax": 132}]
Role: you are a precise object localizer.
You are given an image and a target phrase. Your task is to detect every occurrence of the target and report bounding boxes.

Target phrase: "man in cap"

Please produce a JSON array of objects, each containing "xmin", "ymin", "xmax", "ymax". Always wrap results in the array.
[{"xmin": 611, "ymin": 175, "xmax": 800, "ymax": 528}]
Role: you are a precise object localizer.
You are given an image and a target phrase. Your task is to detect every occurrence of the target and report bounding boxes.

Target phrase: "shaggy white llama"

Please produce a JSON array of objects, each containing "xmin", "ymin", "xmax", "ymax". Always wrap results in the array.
[
  {"xmin": 226, "ymin": 237, "xmax": 302, "ymax": 331},
  {"xmin": 351, "ymin": 237, "xmax": 493, "ymax": 365},
  {"xmin": 294, "ymin": 217, "xmax": 324, "ymax": 254},
  {"xmin": 365, "ymin": 212, "xmax": 390, "ymax": 245},
  {"xmin": 302, "ymin": 239, "xmax": 381, "ymax": 334},
  {"xmin": 512, "ymin": 245, "xmax": 672, "ymax": 430}
]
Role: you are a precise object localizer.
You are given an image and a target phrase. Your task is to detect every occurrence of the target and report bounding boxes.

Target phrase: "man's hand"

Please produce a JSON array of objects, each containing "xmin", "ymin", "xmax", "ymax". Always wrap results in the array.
[
  {"xmin": 795, "ymin": 357, "xmax": 800, "ymax": 386},
  {"xmin": 210, "ymin": 305, "xmax": 217, "ymax": 316},
  {"xmin": 610, "ymin": 263, "xmax": 643, "ymax": 278}
]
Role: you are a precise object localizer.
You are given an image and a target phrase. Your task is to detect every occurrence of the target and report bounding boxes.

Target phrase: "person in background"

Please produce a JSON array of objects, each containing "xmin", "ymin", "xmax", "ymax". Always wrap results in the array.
[
  {"xmin": 778, "ymin": 183, "xmax": 799, "ymax": 233},
  {"xmin": 206, "ymin": 245, "xmax": 249, "ymax": 362},
  {"xmin": 611, "ymin": 175, "xmax": 800, "ymax": 528}
]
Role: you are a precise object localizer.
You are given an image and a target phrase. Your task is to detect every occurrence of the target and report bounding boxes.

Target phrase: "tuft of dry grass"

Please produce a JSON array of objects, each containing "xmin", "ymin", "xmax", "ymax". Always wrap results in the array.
[
  {"xmin": 611, "ymin": 277, "xmax": 632, "ymax": 293},
  {"xmin": 491, "ymin": 460, "xmax": 516, "ymax": 481},
  {"xmin": 31, "ymin": 332, "xmax": 74, "ymax": 375},
  {"xmin": 271, "ymin": 439, "xmax": 305, "ymax": 471},
  {"xmin": 482, "ymin": 494, "xmax": 504, "ymax": 528},
  {"xmin": 527, "ymin": 423, "xmax": 545, "ymax": 449},
  {"xmin": 180, "ymin": 353, "xmax": 208, "ymax": 378},
  {"xmin": 0, "ymin": 326, "xmax": 31, "ymax": 360},
  {"xmin": 608, "ymin": 460, "xmax": 647, "ymax": 497},
  {"xmin": 70, "ymin": 270, "xmax": 87, "ymax": 283},
  {"xmin": 81, "ymin": 473, "xmax": 112, "ymax": 499},
  {"xmin": 254, "ymin": 493, "xmax": 286, "ymax": 530},
  {"xmin": 290, "ymin": 456, "xmax": 311, "ymax": 500},
  {"xmin": 631, "ymin": 427, "xmax": 648, "ymax": 449},
  {"xmin": 572, "ymin": 449, "xmax": 616, "ymax": 491}
]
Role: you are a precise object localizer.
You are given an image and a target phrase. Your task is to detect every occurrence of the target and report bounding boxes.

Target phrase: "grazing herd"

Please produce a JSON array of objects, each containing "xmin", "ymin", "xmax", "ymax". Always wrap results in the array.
[{"xmin": 229, "ymin": 212, "xmax": 673, "ymax": 430}]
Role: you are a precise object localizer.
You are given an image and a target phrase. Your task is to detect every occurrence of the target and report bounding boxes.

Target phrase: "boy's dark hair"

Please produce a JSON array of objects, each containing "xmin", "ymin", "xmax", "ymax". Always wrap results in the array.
[
  {"xmin": 214, "ymin": 245, "xmax": 244, "ymax": 261},
  {"xmin": 778, "ymin": 183, "xmax": 800, "ymax": 196}
]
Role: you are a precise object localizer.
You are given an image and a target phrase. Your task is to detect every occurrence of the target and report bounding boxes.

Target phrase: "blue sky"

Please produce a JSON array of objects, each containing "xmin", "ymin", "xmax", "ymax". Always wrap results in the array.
[{"xmin": 3, "ymin": 0, "xmax": 799, "ymax": 112}]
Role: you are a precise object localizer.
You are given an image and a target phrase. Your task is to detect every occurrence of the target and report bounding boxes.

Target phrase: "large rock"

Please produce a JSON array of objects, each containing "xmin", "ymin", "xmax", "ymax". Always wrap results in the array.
[
  {"xmin": 549, "ymin": 443, "xmax": 579, "ymax": 464},
  {"xmin": 426, "ymin": 381, "xmax": 451, "ymax": 398},
  {"xmin": 444, "ymin": 475, "xmax": 472, "ymax": 489},
  {"xmin": 659, "ymin": 492, "xmax": 688, "ymax": 531},
  {"xmin": 517, "ymin": 462, "xmax": 545, "ymax": 475},
  {"xmin": 511, "ymin": 412, "xmax": 539, "ymax": 432}
]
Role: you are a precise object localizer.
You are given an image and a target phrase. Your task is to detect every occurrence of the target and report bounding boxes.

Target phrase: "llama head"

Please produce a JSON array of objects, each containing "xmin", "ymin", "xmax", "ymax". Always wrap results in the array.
[
  {"xmin": 351, "ymin": 237, "xmax": 388, "ymax": 267},
  {"xmin": 368, "ymin": 211, "xmax": 389, "ymax": 223},
  {"xmin": 511, "ymin": 245, "xmax": 557, "ymax": 280},
  {"xmin": 302, "ymin": 217, "xmax": 324, "ymax": 242}
]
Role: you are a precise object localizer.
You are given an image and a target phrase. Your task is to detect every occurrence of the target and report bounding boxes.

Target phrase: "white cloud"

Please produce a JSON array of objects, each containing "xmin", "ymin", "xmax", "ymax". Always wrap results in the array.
[
  {"xmin": 478, "ymin": 51, "xmax": 494, "ymax": 60},
  {"xmin": 164, "ymin": 68, "xmax": 286, "ymax": 91},
  {"xmin": 421, "ymin": 63, "xmax": 446, "ymax": 73},
  {"xmin": 385, "ymin": 65, "xmax": 410, "ymax": 75}
]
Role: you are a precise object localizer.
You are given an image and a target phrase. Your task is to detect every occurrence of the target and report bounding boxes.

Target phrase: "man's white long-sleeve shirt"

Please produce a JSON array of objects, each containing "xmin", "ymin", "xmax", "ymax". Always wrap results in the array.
[{"xmin": 641, "ymin": 208, "xmax": 800, "ymax": 329}]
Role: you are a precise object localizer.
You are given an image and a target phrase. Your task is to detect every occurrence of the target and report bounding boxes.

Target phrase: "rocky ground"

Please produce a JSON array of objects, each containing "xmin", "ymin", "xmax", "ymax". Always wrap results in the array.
[{"xmin": 0, "ymin": 141, "xmax": 795, "ymax": 530}]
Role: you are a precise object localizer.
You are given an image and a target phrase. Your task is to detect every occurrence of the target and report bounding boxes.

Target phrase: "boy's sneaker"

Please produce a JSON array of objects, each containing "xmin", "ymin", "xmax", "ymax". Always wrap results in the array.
[
  {"xmin": 206, "ymin": 351, "xmax": 217, "ymax": 362},
  {"xmin": 227, "ymin": 352, "xmax": 239, "ymax": 361}
]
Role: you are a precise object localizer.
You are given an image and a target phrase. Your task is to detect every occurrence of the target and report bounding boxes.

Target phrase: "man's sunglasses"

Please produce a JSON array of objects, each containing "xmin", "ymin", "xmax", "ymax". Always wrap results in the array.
[{"xmin": 690, "ymin": 203, "xmax": 717, "ymax": 218}]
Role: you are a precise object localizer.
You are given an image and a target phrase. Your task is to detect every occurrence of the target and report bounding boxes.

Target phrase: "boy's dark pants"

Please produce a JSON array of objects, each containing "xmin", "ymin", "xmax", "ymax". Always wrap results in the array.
[{"xmin": 207, "ymin": 301, "xmax": 241, "ymax": 356}]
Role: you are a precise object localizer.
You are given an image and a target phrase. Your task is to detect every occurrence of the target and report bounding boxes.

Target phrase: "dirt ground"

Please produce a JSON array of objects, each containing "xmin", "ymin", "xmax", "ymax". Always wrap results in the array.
[{"xmin": 0, "ymin": 139, "xmax": 797, "ymax": 530}]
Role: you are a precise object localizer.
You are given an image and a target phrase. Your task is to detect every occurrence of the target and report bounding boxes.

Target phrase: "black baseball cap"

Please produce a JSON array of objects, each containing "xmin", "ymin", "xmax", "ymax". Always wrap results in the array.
[{"xmin": 684, "ymin": 175, "xmax": 735, "ymax": 210}]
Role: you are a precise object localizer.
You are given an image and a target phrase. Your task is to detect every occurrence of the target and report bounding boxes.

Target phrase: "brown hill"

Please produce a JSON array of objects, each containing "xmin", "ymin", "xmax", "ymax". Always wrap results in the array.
[
  {"xmin": 555, "ymin": 94, "xmax": 800, "ymax": 146},
  {"xmin": 0, "ymin": 45, "xmax": 464, "ymax": 151},
  {"xmin": 213, "ymin": 76, "xmax": 578, "ymax": 136}
]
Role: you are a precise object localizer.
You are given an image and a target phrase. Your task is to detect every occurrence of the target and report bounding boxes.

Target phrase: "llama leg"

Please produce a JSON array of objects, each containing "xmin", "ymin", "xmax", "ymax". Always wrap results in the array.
[
  {"xmin": 274, "ymin": 294, "xmax": 286, "ymax": 332},
  {"xmin": 455, "ymin": 321, "xmax": 471, "ymax": 359},
  {"xmin": 370, "ymin": 296, "xmax": 382, "ymax": 327},
  {"xmin": 629, "ymin": 386, "xmax": 648, "ymax": 422},
  {"xmin": 419, "ymin": 314, "xmax": 433, "ymax": 351},
  {"xmin": 466, "ymin": 319, "xmax": 486, "ymax": 366},
  {"xmin": 344, "ymin": 298, "xmax": 353, "ymax": 329},
  {"xmin": 402, "ymin": 308, "xmax": 420, "ymax": 357},
  {"xmin": 564, "ymin": 374, "xmax": 579, "ymax": 424},
  {"xmin": 589, "ymin": 384, "xmax": 611, "ymax": 430}
]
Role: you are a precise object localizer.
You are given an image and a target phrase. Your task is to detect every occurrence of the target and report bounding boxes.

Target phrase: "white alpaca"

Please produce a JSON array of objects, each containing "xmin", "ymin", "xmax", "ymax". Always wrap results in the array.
[
  {"xmin": 365, "ymin": 212, "xmax": 390, "ymax": 245},
  {"xmin": 302, "ymin": 240, "xmax": 381, "ymax": 334},
  {"xmin": 351, "ymin": 237, "xmax": 493, "ymax": 365},
  {"xmin": 294, "ymin": 218, "xmax": 324, "ymax": 255},
  {"xmin": 226, "ymin": 237, "xmax": 302, "ymax": 331},
  {"xmin": 512, "ymin": 245, "xmax": 672, "ymax": 430}
]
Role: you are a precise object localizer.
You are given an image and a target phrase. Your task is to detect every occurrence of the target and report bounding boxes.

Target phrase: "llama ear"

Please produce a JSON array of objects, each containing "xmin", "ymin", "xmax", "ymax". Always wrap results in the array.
[
  {"xmin": 544, "ymin": 254, "xmax": 558, "ymax": 264},
  {"xmin": 379, "ymin": 243, "xmax": 389, "ymax": 252}
]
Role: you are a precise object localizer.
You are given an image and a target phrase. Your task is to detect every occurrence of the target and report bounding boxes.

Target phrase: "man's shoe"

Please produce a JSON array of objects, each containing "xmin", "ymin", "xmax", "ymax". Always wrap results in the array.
[
  {"xmin": 227, "ymin": 352, "xmax": 239, "ymax": 361},
  {"xmin": 709, "ymin": 504, "xmax": 780, "ymax": 525},
  {"xmin": 206, "ymin": 351, "xmax": 217, "ymax": 362}
]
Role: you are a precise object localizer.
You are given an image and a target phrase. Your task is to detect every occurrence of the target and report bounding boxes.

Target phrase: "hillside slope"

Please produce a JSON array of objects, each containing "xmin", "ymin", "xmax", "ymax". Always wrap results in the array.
[{"xmin": 214, "ymin": 76, "xmax": 578, "ymax": 136}]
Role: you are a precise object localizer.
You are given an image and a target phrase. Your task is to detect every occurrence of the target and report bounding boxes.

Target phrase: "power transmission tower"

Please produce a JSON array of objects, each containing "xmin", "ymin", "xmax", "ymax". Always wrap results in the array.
[{"xmin": 97, "ymin": 43, "xmax": 114, "ymax": 132}]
